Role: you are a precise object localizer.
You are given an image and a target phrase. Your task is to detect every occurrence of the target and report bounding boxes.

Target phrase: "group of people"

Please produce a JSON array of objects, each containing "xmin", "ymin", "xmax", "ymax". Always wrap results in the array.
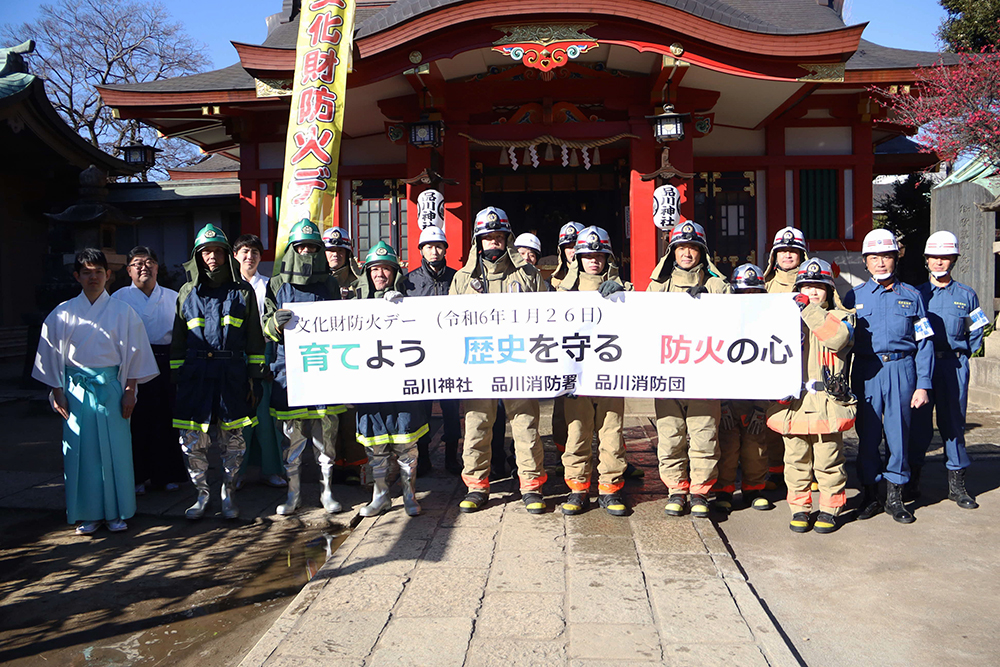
[{"xmin": 33, "ymin": 204, "xmax": 985, "ymax": 536}]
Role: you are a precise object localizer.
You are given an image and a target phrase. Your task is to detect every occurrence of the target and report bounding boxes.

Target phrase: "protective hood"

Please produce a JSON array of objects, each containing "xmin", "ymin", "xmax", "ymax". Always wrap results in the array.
[
  {"xmin": 559, "ymin": 254, "xmax": 623, "ymax": 291},
  {"xmin": 650, "ymin": 251, "xmax": 726, "ymax": 284},
  {"xmin": 764, "ymin": 247, "xmax": 809, "ymax": 284},
  {"xmin": 332, "ymin": 255, "xmax": 363, "ymax": 283},
  {"xmin": 462, "ymin": 230, "xmax": 530, "ymax": 278},
  {"xmin": 183, "ymin": 253, "xmax": 241, "ymax": 288},
  {"xmin": 359, "ymin": 264, "xmax": 408, "ymax": 299},
  {"xmin": 279, "ymin": 248, "xmax": 330, "ymax": 286}
]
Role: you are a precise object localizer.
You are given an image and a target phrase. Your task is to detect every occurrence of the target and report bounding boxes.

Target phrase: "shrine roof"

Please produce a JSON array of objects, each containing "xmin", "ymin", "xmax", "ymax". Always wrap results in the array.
[
  {"xmin": 846, "ymin": 39, "xmax": 960, "ymax": 71},
  {"xmin": 169, "ymin": 154, "xmax": 239, "ymax": 173},
  {"xmin": 100, "ymin": 62, "xmax": 255, "ymax": 94}
]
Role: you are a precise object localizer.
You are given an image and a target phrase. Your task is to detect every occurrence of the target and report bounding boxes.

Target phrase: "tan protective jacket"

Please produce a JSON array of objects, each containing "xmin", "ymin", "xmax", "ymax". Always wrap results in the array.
[
  {"xmin": 646, "ymin": 259, "xmax": 728, "ymax": 294},
  {"xmin": 449, "ymin": 237, "xmax": 544, "ymax": 295},
  {"xmin": 557, "ymin": 258, "xmax": 632, "ymax": 293}
]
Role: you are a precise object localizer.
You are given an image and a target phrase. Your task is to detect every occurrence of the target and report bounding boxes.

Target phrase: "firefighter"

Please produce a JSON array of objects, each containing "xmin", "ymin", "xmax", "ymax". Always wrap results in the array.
[
  {"xmin": 768, "ymin": 258, "xmax": 856, "ymax": 533},
  {"xmin": 557, "ymin": 226, "xmax": 631, "ymax": 516},
  {"xmin": 450, "ymin": 206, "xmax": 548, "ymax": 513},
  {"xmin": 844, "ymin": 229, "xmax": 934, "ymax": 524},
  {"xmin": 549, "ymin": 222, "xmax": 584, "ymax": 473},
  {"xmin": 356, "ymin": 242, "xmax": 428, "ymax": 517},
  {"xmin": 713, "ymin": 264, "xmax": 772, "ymax": 514},
  {"xmin": 762, "ymin": 227, "xmax": 808, "ymax": 490},
  {"xmin": 908, "ymin": 231, "xmax": 985, "ymax": 509},
  {"xmin": 405, "ymin": 225, "xmax": 462, "ymax": 476},
  {"xmin": 323, "ymin": 226, "xmax": 362, "ymax": 298},
  {"xmin": 171, "ymin": 224, "xmax": 266, "ymax": 520},
  {"xmin": 648, "ymin": 221, "xmax": 728, "ymax": 518},
  {"xmin": 263, "ymin": 219, "xmax": 345, "ymax": 515}
]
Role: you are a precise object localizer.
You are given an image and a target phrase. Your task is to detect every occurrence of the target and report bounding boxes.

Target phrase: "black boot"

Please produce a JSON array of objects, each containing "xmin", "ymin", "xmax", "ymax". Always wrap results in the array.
[
  {"xmin": 885, "ymin": 482, "xmax": 915, "ymax": 524},
  {"xmin": 857, "ymin": 484, "xmax": 883, "ymax": 520},
  {"xmin": 417, "ymin": 439, "xmax": 432, "ymax": 476},
  {"xmin": 444, "ymin": 442, "xmax": 462, "ymax": 476},
  {"xmin": 903, "ymin": 466, "xmax": 921, "ymax": 502},
  {"xmin": 948, "ymin": 469, "xmax": 979, "ymax": 509}
]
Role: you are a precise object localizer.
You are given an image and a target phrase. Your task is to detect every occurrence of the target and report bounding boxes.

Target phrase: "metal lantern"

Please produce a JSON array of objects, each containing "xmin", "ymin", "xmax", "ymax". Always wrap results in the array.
[
  {"xmin": 646, "ymin": 105, "xmax": 690, "ymax": 143},
  {"xmin": 409, "ymin": 116, "xmax": 443, "ymax": 148},
  {"xmin": 122, "ymin": 140, "xmax": 160, "ymax": 168}
]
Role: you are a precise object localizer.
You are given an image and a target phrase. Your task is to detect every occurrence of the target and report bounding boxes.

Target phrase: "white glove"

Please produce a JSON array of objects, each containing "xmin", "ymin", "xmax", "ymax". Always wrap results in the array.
[{"xmin": 383, "ymin": 290, "xmax": 403, "ymax": 303}]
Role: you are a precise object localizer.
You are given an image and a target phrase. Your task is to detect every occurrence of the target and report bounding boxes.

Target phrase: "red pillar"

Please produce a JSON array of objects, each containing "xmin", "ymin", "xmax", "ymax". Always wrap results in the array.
[
  {"xmin": 405, "ymin": 143, "xmax": 432, "ymax": 269},
  {"xmin": 443, "ymin": 127, "xmax": 471, "ymax": 269},
  {"xmin": 852, "ymin": 121, "xmax": 874, "ymax": 243},
  {"xmin": 628, "ymin": 115, "xmax": 658, "ymax": 290},
  {"xmin": 765, "ymin": 125, "xmax": 787, "ymax": 238}
]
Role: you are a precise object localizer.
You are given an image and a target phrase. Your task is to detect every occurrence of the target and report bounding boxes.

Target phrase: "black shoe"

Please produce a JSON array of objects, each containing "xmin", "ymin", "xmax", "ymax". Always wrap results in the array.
[
  {"xmin": 948, "ymin": 469, "xmax": 979, "ymax": 509},
  {"xmin": 885, "ymin": 482, "xmax": 915, "ymax": 524},
  {"xmin": 903, "ymin": 467, "xmax": 922, "ymax": 502},
  {"xmin": 813, "ymin": 512, "xmax": 838, "ymax": 534},
  {"xmin": 562, "ymin": 492, "xmax": 589, "ymax": 515},
  {"xmin": 789, "ymin": 511, "xmax": 812, "ymax": 533},
  {"xmin": 664, "ymin": 494, "xmax": 688, "ymax": 517},
  {"xmin": 417, "ymin": 457, "xmax": 432, "ymax": 477},
  {"xmin": 690, "ymin": 494, "xmax": 710, "ymax": 519},
  {"xmin": 857, "ymin": 484, "xmax": 883, "ymax": 520},
  {"xmin": 599, "ymin": 493, "xmax": 628, "ymax": 516},
  {"xmin": 624, "ymin": 462, "xmax": 645, "ymax": 479},
  {"xmin": 459, "ymin": 491, "xmax": 489, "ymax": 513},
  {"xmin": 711, "ymin": 492, "xmax": 733, "ymax": 515},
  {"xmin": 743, "ymin": 490, "xmax": 774, "ymax": 511},
  {"xmin": 522, "ymin": 492, "xmax": 546, "ymax": 514}
]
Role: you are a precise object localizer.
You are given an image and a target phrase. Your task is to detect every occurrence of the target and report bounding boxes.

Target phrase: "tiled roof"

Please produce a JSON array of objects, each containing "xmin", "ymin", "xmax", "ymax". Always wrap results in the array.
[
  {"xmin": 101, "ymin": 62, "xmax": 255, "ymax": 94},
  {"xmin": 847, "ymin": 39, "xmax": 959, "ymax": 71},
  {"xmin": 170, "ymin": 154, "xmax": 240, "ymax": 172}
]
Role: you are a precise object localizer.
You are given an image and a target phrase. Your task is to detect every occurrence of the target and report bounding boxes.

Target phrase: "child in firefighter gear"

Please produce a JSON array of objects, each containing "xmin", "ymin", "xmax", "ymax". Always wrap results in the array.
[
  {"xmin": 768, "ymin": 258, "xmax": 856, "ymax": 533},
  {"xmin": 648, "ymin": 221, "xmax": 728, "ymax": 518},
  {"xmin": 356, "ymin": 242, "xmax": 429, "ymax": 517},
  {"xmin": 405, "ymin": 225, "xmax": 462, "ymax": 476},
  {"xmin": 549, "ymin": 222, "xmax": 585, "ymax": 472},
  {"xmin": 322, "ymin": 226, "xmax": 368, "ymax": 483},
  {"xmin": 713, "ymin": 264, "xmax": 772, "ymax": 514},
  {"xmin": 263, "ymin": 220, "xmax": 345, "ymax": 516},
  {"xmin": 844, "ymin": 229, "xmax": 933, "ymax": 525},
  {"xmin": 171, "ymin": 224, "xmax": 267, "ymax": 520},
  {"xmin": 556, "ymin": 226, "xmax": 632, "ymax": 516},
  {"xmin": 450, "ymin": 206, "xmax": 548, "ymax": 514},
  {"xmin": 762, "ymin": 227, "xmax": 808, "ymax": 490},
  {"xmin": 908, "ymin": 231, "xmax": 985, "ymax": 509}
]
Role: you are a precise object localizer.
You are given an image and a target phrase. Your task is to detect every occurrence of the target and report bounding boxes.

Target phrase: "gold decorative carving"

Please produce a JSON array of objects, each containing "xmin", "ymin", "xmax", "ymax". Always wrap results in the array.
[
  {"xmin": 493, "ymin": 23, "xmax": 597, "ymax": 46},
  {"xmin": 797, "ymin": 63, "xmax": 846, "ymax": 82},
  {"xmin": 254, "ymin": 78, "xmax": 292, "ymax": 97}
]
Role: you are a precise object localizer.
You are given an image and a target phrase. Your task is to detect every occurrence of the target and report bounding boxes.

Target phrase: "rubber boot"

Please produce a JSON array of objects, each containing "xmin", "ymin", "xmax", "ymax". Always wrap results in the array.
[
  {"xmin": 903, "ymin": 466, "xmax": 922, "ymax": 502},
  {"xmin": 277, "ymin": 474, "xmax": 301, "ymax": 515},
  {"xmin": 182, "ymin": 430, "xmax": 211, "ymax": 520},
  {"xmin": 857, "ymin": 484, "xmax": 883, "ymax": 520},
  {"xmin": 948, "ymin": 469, "xmax": 979, "ymax": 509},
  {"xmin": 186, "ymin": 490, "xmax": 210, "ymax": 520},
  {"xmin": 417, "ymin": 438, "xmax": 432, "ymax": 476},
  {"xmin": 220, "ymin": 480, "xmax": 239, "ymax": 520},
  {"xmin": 885, "ymin": 482, "xmax": 915, "ymax": 524},
  {"xmin": 401, "ymin": 467, "xmax": 421, "ymax": 516},
  {"xmin": 361, "ymin": 477, "xmax": 392, "ymax": 517},
  {"xmin": 444, "ymin": 442, "xmax": 462, "ymax": 476},
  {"xmin": 320, "ymin": 465, "xmax": 342, "ymax": 514}
]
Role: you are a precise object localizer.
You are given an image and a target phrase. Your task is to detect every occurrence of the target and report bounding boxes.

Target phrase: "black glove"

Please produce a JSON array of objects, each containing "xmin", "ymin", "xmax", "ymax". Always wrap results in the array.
[
  {"xmin": 598, "ymin": 280, "xmax": 625, "ymax": 298},
  {"xmin": 793, "ymin": 293, "xmax": 810, "ymax": 312},
  {"xmin": 720, "ymin": 402, "xmax": 735, "ymax": 431},
  {"xmin": 742, "ymin": 407, "xmax": 766, "ymax": 435},
  {"xmin": 687, "ymin": 284, "xmax": 708, "ymax": 299},
  {"xmin": 274, "ymin": 309, "xmax": 293, "ymax": 329}
]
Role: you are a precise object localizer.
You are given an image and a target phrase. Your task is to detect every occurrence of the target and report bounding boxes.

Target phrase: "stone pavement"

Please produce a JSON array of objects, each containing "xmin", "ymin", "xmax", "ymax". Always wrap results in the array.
[{"xmin": 240, "ymin": 402, "xmax": 799, "ymax": 667}]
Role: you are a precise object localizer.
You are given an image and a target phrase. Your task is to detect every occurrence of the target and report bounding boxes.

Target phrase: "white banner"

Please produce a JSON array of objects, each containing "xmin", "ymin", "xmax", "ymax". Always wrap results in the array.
[{"xmin": 284, "ymin": 292, "xmax": 802, "ymax": 405}]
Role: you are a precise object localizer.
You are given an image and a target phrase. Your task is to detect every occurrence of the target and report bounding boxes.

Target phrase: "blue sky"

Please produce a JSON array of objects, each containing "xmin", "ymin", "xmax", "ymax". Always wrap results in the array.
[{"xmin": 4, "ymin": 1, "xmax": 949, "ymax": 70}]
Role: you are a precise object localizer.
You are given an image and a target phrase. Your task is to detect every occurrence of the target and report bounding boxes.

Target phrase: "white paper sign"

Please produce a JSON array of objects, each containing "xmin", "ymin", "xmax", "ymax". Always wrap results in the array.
[{"xmin": 284, "ymin": 292, "xmax": 802, "ymax": 405}]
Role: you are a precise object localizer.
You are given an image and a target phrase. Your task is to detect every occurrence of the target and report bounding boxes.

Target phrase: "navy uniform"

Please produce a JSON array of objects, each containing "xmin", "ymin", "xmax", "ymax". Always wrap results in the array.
[
  {"xmin": 171, "ymin": 224, "xmax": 267, "ymax": 520},
  {"xmin": 263, "ymin": 220, "xmax": 345, "ymax": 516},
  {"xmin": 843, "ymin": 229, "xmax": 934, "ymax": 524},
  {"xmin": 908, "ymin": 231, "xmax": 986, "ymax": 509}
]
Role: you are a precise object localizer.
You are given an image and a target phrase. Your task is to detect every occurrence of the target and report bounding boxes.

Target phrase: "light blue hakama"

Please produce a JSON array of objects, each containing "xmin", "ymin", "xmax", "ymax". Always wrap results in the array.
[{"xmin": 63, "ymin": 366, "xmax": 136, "ymax": 523}]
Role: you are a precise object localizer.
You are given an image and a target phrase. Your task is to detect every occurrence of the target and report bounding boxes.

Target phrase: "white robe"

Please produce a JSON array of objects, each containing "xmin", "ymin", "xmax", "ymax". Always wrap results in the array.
[
  {"xmin": 111, "ymin": 283, "xmax": 179, "ymax": 345},
  {"xmin": 32, "ymin": 290, "xmax": 160, "ymax": 390}
]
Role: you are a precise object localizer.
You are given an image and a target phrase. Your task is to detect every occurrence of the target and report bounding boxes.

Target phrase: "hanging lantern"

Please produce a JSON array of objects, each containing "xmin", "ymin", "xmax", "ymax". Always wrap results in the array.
[
  {"xmin": 646, "ymin": 104, "xmax": 690, "ymax": 143},
  {"xmin": 409, "ymin": 115, "xmax": 443, "ymax": 148}
]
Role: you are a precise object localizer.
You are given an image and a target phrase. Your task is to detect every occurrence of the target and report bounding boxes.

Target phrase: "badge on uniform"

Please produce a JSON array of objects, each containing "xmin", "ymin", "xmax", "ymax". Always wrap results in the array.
[
  {"xmin": 914, "ymin": 317, "xmax": 933, "ymax": 341},
  {"xmin": 969, "ymin": 307, "xmax": 990, "ymax": 331}
]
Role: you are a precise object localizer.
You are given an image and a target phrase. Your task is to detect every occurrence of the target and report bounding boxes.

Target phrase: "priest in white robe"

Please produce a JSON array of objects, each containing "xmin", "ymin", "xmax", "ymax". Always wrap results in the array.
[{"xmin": 32, "ymin": 249, "xmax": 159, "ymax": 535}]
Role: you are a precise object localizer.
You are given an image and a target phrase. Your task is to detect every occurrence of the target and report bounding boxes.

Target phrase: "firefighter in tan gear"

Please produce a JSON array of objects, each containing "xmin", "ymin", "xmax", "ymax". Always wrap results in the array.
[
  {"xmin": 648, "ymin": 221, "xmax": 728, "ymax": 518},
  {"xmin": 762, "ymin": 226, "xmax": 808, "ymax": 491},
  {"xmin": 556, "ymin": 226, "xmax": 631, "ymax": 516},
  {"xmin": 548, "ymin": 222, "xmax": 584, "ymax": 468},
  {"xmin": 713, "ymin": 264, "xmax": 772, "ymax": 514},
  {"xmin": 450, "ymin": 206, "xmax": 548, "ymax": 513},
  {"xmin": 768, "ymin": 258, "xmax": 855, "ymax": 533}
]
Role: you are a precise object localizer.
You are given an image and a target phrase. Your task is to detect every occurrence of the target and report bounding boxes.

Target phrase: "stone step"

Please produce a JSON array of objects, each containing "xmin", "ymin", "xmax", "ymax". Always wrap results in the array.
[{"xmin": 969, "ymin": 356, "xmax": 1000, "ymax": 410}]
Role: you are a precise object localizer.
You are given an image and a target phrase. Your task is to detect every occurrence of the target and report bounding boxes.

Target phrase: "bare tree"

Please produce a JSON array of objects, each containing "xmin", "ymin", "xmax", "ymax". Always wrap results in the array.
[{"xmin": 1, "ymin": 0, "xmax": 211, "ymax": 180}]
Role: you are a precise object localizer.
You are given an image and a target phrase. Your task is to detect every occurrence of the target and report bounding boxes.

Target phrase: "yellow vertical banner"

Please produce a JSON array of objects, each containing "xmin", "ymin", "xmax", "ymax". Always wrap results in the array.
[{"xmin": 274, "ymin": 0, "xmax": 355, "ymax": 267}]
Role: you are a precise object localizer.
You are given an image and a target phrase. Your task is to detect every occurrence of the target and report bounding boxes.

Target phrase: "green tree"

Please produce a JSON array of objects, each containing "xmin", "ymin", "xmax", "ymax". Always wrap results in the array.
[
  {"xmin": 875, "ymin": 174, "xmax": 933, "ymax": 286},
  {"xmin": 939, "ymin": 0, "xmax": 1000, "ymax": 52}
]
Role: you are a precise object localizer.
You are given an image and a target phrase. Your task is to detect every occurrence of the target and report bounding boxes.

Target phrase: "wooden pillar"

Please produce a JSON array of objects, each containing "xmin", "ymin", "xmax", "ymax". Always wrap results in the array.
[
  {"xmin": 405, "ymin": 143, "xmax": 432, "ymax": 268},
  {"xmin": 628, "ymin": 114, "xmax": 658, "ymax": 290},
  {"xmin": 238, "ymin": 142, "xmax": 261, "ymax": 250},
  {"xmin": 443, "ymin": 126, "xmax": 471, "ymax": 269}
]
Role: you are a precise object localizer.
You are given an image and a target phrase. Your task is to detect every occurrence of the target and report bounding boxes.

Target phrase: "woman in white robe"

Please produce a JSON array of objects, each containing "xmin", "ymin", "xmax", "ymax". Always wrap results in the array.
[{"xmin": 32, "ymin": 249, "xmax": 158, "ymax": 534}]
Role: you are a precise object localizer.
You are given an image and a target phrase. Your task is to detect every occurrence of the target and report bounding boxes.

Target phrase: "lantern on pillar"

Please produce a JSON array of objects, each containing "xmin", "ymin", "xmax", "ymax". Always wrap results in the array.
[
  {"xmin": 646, "ymin": 105, "xmax": 690, "ymax": 143},
  {"xmin": 417, "ymin": 189, "xmax": 445, "ymax": 229},
  {"xmin": 653, "ymin": 184, "xmax": 681, "ymax": 230}
]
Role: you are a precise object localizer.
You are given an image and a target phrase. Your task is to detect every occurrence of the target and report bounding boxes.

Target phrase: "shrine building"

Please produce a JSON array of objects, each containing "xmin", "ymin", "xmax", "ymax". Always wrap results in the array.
[{"xmin": 98, "ymin": 0, "xmax": 943, "ymax": 287}]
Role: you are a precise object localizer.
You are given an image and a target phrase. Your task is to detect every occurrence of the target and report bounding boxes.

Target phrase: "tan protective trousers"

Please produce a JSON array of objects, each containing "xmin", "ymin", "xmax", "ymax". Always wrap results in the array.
[
  {"xmin": 764, "ymin": 426, "xmax": 785, "ymax": 475},
  {"xmin": 716, "ymin": 418, "xmax": 768, "ymax": 494},
  {"xmin": 562, "ymin": 396, "xmax": 627, "ymax": 494},
  {"xmin": 655, "ymin": 399, "xmax": 720, "ymax": 495},
  {"xmin": 462, "ymin": 398, "xmax": 546, "ymax": 492},
  {"xmin": 551, "ymin": 395, "xmax": 568, "ymax": 453},
  {"xmin": 783, "ymin": 433, "xmax": 847, "ymax": 515}
]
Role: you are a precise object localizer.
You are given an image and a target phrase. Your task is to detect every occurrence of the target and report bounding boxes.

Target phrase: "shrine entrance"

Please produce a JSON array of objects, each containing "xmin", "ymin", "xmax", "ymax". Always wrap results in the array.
[{"xmin": 693, "ymin": 171, "xmax": 759, "ymax": 279}]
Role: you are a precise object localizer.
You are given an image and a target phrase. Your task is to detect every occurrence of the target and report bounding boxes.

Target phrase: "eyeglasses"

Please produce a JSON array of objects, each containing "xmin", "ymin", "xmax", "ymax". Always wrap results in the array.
[{"xmin": 128, "ymin": 258, "xmax": 157, "ymax": 269}]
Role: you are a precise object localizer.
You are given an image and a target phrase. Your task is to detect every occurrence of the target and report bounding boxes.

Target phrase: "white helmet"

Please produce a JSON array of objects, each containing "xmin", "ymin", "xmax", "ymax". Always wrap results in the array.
[
  {"xmin": 419, "ymin": 225, "xmax": 448, "ymax": 248},
  {"xmin": 514, "ymin": 233, "xmax": 541, "ymax": 254},
  {"xmin": 575, "ymin": 226, "xmax": 613, "ymax": 255},
  {"xmin": 925, "ymin": 230, "xmax": 960, "ymax": 256},
  {"xmin": 474, "ymin": 206, "xmax": 511, "ymax": 237},
  {"xmin": 731, "ymin": 263, "xmax": 766, "ymax": 292},
  {"xmin": 771, "ymin": 227, "xmax": 807, "ymax": 253},
  {"xmin": 862, "ymin": 229, "xmax": 899, "ymax": 255}
]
